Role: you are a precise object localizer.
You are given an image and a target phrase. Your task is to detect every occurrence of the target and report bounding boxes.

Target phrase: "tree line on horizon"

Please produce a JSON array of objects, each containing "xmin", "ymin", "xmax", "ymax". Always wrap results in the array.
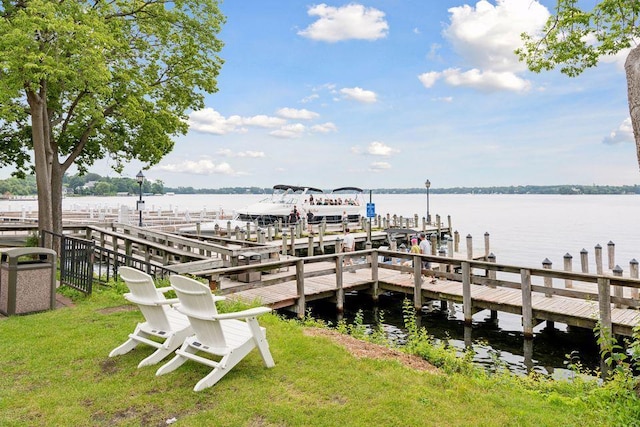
[{"xmin": 0, "ymin": 174, "xmax": 638, "ymax": 196}]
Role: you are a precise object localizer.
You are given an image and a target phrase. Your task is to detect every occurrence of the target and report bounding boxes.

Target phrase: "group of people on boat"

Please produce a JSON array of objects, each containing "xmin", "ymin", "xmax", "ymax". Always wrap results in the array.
[{"xmin": 306, "ymin": 194, "xmax": 359, "ymax": 206}]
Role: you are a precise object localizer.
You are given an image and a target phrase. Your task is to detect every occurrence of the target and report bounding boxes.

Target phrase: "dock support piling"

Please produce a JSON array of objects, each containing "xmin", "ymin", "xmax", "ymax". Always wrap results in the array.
[
  {"xmin": 595, "ymin": 244, "xmax": 603, "ymax": 274},
  {"xmin": 335, "ymin": 257, "xmax": 344, "ymax": 314},
  {"xmin": 371, "ymin": 250, "xmax": 379, "ymax": 302},
  {"xmin": 543, "ymin": 258, "xmax": 553, "ymax": 297},
  {"xmin": 630, "ymin": 259, "xmax": 639, "ymax": 300},
  {"xmin": 413, "ymin": 255, "xmax": 422, "ymax": 311},
  {"xmin": 607, "ymin": 241, "xmax": 615, "ymax": 270},
  {"xmin": 613, "ymin": 265, "xmax": 624, "ymax": 308},
  {"xmin": 580, "ymin": 248, "xmax": 589, "ymax": 273},
  {"xmin": 296, "ymin": 259, "xmax": 305, "ymax": 318},
  {"xmin": 563, "ymin": 253, "xmax": 573, "ymax": 288},
  {"xmin": 521, "ymin": 268, "xmax": 533, "ymax": 339},
  {"xmin": 484, "ymin": 232, "xmax": 490, "ymax": 259},
  {"xmin": 466, "ymin": 234, "xmax": 473, "ymax": 260},
  {"xmin": 462, "ymin": 261, "xmax": 472, "ymax": 325}
]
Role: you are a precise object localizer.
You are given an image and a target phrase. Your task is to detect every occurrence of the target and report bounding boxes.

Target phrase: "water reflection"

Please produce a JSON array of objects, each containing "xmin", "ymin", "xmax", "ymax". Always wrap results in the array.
[{"xmin": 302, "ymin": 292, "xmax": 601, "ymax": 378}]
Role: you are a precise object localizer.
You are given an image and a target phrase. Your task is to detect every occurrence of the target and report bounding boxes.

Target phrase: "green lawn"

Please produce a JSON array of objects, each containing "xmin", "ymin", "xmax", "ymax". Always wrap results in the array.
[{"xmin": 0, "ymin": 289, "xmax": 637, "ymax": 426}]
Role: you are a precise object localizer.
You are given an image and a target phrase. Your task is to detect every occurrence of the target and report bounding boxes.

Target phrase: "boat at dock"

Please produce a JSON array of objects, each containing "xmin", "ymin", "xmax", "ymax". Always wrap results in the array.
[{"xmin": 235, "ymin": 185, "xmax": 364, "ymax": 226}]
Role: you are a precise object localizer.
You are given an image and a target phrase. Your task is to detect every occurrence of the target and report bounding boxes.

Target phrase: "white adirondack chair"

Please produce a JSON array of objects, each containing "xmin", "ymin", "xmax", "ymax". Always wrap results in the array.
[
  {"xmin": 109, "ymin": 267, "xmax": 193, "ymax": 368},
  {"xmin": 156, "ymin": 275, "xmax": 275, "ymax": 391}
]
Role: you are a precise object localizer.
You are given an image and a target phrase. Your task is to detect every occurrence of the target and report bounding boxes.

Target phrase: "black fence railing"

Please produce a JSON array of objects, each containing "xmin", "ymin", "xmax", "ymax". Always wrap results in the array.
[
  {"xmin": 42, "ymin": 230, "xmax": 95, "ymax": 294},
  {"xmin": 41, "ymin": 230, "xmax": 175, "ymax": 294}
]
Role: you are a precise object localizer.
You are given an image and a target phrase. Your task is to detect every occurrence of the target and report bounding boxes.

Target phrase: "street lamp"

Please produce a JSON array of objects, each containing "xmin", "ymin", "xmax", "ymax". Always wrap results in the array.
[
  {"xmin": 425, "ymin": 179, "xmax": 431, "ymax": 224},
  {"xmin": 136, "ymin": 170, "xmax": 145, "ymax": 227}
]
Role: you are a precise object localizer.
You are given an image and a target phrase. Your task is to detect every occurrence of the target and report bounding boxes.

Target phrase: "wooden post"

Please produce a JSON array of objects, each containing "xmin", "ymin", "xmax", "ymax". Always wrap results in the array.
[
  {"xmin": 390, "ymin": 238, "xmax": 397, "ymax": 265},
  {"xmin": 484, "ymin": 232, "xmax": 490, "ymax": 259},
  {"xmin": 597, "ymin": 276, "xmax": 613, "ymax": 356},
  {"xmin": 235, "ymin": 226, "xmax": 241, "ymax": 241},
  {"xmin": 607, "ymin": 241, "xmax": 615, "ymax": 270},
  {"xmin": 630, "ymin": 259, "xmax": 639, "ymax": 300},
  {"xmin": 462, "ymin": 261, "xmax": 472, "ymax": 325},
  {"xmin": 613, "ymin": 265, "xmax": 624, "ymax": 308},
  {"xmin": 521, "ymin": 268, "xmax": 533, "ymax": 339},
  {"xmin": 454, "ymin": 230, "xmax": 460, "ymax": 253},
  {"xmin": 296, "ymin": 259, "xmax": 305, "ymax": 318},
  {"xmin": 214, "ymin": 223, "xmax": 220, "ymax": 236},
  {"xmin": 398, "ymin": 215, "xmax": 403, "ymax": 228},
  {"xmin": 290, "ymin": 226, "xmax": 295, "ymax": 255},
  {"xmin": 318, "ymin": 227, "xmax": 325, "ymax": 254},
  {"xmin": 543, "ymin": 258, "xmax": 553, "ymax": 298},
  {"xmin": 414, "ymin": 214, "xmax": 419, "ymax": 229},
  {"xmin": 595, "ymin": 244, "xmax": 603, "ymax": 275},
  {"xmin": 487, "ymin": 253, "xmax": 496, "ymax": 286},
  {"xmin": 246, "ymin": 222, "xmax": 251, "ymax": 241},
  {"xmin": 466, "ymin": 234, "xmax": 473, "ymax": 260},
  {"xmin": 413, "ymin": 254, "xmax": 422, "ymax": 311},
  {"xmin": 307, "ymin": 234, "xmax": 314, "ymax": 257},
  {"xmin": 226, "ymin": 220, "xmax": 231, "ymax": 236},
  {"xmin": 580, "ymin": 248, "xmax": 589, "ymax": 273},
  {"xmin": 436, "ymin": 215, "xmax": 441, "ymax": 238},
  {"xmin": 267, "ymin": 226, "xmax": 273, "ymax": 241},
  {"xmin": 430, "ymin": 234, "xmax": 437, "ymax": 255},
  {"xmin": 563, "ymin": 253, "xmax": 573, "ymax": 288},
  {"xmin": 371, "ymin": 250, "xmax": 379, "ymax": 302},
  {"xmin": 258, "ymin": 229, "xmax": 266, "ymax": 244},
  {"xmin": 335, "ymin": 256, "xmax": 344, "ymax": 314},
  {"xmin": 282, "ymin": 231, "xmax": 288, "ymax": 257},
  {"xmin": 447, "ymin": 215, "xmax": 452, "ymax": 236},
  {"xmin": 421, "ymin": 217, "xmax": 426, "ymax": 232}
]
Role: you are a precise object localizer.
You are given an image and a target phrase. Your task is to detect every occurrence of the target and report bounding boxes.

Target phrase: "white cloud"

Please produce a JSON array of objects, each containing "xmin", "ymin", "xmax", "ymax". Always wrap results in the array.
[
  {"xmin": 298, "ymin": 3, "xmax": 389, "ymax": 42},
  {"xmin": 367, "ymin": 141, "xmax": 398, "ymax": 156},
  {"xmin": 369, "ymin": 161, "xmax": 391, "ymax": 172},
  {"xmin": 441, "ymin": 68, "xmax": 531, "ymax": 92},
  {"xmin": 155, "ymin": 159, "xmax": 236, "ymax": 175},
  {"xmin": 340, "ymin": 87, "xmax": 378, "ymax": 103},
  {"xmin": 418, "ymin": 72, "xmax": 440, "ymax": 88},
  {"xmin": 276, "ymin": 107, "xmax": 320, "ymax": 120},
  {"xmin": 311, "ymin": 122, "xmax": 338, "ymax": 133},
  {"xmin": 420, "ymin": 0, "xmax": 549, "ymax": 92},
  {"xmin": 217, "ymin": 149, "xmax": 265, "ymax": 158},
  {"xmin": 603, "ymin": 118, "xmax": 634, "ymax": 145},
  {"xmin": 300, "ymin": 93, "xmax": 320, "ymax": 103},
  {"xmin": 188, "ymin": 108, "xmax": 285, "ymax": 134},
  {"xmin": 269, "ymin": 123, "xmax": 306, "ymax": 139},
  {"xmin": 432, "ymin": 96, "xmax": 454, "ymax": 103}
]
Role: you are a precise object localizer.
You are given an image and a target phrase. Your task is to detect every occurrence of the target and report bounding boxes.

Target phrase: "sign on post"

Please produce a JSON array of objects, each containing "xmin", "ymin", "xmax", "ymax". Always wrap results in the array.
[{"xmin": 366, "ymin": 203, "xmax": 375, "ymax": 218}]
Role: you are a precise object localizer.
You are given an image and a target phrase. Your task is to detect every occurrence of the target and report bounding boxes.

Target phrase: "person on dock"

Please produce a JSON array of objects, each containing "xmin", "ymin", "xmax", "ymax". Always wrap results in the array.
[
  {"xmin": 419, "ymin": 233, "xmax": 431, "ymax": 269},
  {"xmin": 342, "ymin": 228, "xmax": 355, "ymax": 270},
  {"xmin": 306, "ymin": 211, "xmax": 314, "ymax": 234}
]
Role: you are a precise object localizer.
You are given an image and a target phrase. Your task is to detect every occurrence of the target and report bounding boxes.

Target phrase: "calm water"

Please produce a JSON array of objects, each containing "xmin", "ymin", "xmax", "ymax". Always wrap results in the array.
[{"xmin": 3, "ymin": 193, "xmax": 638, "ymax": 375}]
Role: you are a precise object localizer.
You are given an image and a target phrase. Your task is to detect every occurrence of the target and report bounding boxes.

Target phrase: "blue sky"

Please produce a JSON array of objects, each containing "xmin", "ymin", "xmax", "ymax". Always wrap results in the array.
[{"xmin": 98, "ymin": 1, "xmax": 639, "ymax": 188}]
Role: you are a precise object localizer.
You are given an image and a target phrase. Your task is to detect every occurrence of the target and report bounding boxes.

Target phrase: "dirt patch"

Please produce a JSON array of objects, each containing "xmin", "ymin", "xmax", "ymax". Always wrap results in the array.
[
  {"xmin": 97, "ymin": 305, "xmax": 137, "ymax": 315},
  {"xmin": 304, "ymin": 328, "xmax": 438, "ymax": 373}
]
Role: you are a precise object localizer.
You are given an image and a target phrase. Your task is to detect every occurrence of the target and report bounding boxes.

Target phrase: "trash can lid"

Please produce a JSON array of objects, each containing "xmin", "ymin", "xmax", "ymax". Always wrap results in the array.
[{"xmin": 0, "ymin": 247, "xmax": 56, "ymax": 258}]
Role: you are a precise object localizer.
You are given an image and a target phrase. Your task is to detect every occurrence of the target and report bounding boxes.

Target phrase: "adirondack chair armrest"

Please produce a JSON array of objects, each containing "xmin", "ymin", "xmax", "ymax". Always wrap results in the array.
[
  {"xmin": 156, "ymin": 286, "xmax": 173, "ymax": 294},
  {"xmin": 158, "ymin": 298, "xmax": 180, "ymax": 306},
  {"xmin": 212, "ymin": 307, "xmax": 272, "ymax": 320}
]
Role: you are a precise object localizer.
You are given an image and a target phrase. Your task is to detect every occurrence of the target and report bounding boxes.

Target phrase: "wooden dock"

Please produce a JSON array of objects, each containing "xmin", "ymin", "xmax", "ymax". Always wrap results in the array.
[{"xmin": 196, "ymin": 250, "xmax": 640, "ymax": 341}]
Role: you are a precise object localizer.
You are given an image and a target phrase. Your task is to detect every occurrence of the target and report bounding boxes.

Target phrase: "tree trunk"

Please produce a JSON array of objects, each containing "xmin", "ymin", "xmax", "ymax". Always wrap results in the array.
[
  {"xmin": 51, "ymin": 159, "xmax": 64, "ymax": 254},
  {"xmin": 27, "ymin": 90, "xmax": 54, "ymax": 247},
  {"xmin": 625, "ymin": 45, "xmax": 640, "ymax": 172}
]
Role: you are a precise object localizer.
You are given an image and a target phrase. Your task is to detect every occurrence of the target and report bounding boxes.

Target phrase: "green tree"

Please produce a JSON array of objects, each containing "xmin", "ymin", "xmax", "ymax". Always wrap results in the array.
[
  {"xmin": 517, "ymin": 0, "xmax": 640, "ymax": 171},
  {"xmin": 0, "ymin": 1, "xmax": 224, "ymax": 245}
]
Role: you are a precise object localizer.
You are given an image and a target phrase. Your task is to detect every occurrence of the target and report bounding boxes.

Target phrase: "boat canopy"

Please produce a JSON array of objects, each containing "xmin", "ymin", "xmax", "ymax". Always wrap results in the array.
[
  {"xmin": 331, "ymin": 187, "xmax": 363, "ymax": 193},
  {"xmin": 272, "ymin": 184, "xmax": 324, "ymax": 193}
]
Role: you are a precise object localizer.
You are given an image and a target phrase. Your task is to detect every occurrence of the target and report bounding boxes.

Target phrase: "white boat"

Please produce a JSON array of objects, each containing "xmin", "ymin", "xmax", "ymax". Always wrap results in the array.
[{"xmin": 235, "ymin": 185, "xmax": 364, "ymax": 226}]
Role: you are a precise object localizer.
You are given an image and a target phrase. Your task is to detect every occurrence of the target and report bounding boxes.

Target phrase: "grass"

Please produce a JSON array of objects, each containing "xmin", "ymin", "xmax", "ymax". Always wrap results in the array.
[{"xmin": 0, "ymin": 286, "xmax": 638, "ymax": 426}]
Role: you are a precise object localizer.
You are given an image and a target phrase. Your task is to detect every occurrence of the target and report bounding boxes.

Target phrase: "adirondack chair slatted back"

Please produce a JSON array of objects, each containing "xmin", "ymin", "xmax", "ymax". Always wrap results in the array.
[
  {"xmin": 119, "ymin": 267, "xmax": 171, "ymax": 331},
  {"xmin": 169, "ymin": 275, "xmax": 226, "ymax": 348}
]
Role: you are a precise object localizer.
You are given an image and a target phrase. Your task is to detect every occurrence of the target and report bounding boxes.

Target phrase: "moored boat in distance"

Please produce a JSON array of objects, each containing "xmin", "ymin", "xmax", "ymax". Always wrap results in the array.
[{"xmin": 236, "ymin": 185, "xmax": 364, "ymax": 226}]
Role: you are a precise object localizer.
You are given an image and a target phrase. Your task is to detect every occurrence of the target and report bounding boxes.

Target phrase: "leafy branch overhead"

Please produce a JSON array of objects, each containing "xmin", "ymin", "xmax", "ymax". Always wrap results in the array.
[
  {"xmin": 0, "ymin": 0, "xmax": 225, "ymax": 238},
  {"xmin": 516, "ymin": 0, "xmax": 640, "ymax": 171}
]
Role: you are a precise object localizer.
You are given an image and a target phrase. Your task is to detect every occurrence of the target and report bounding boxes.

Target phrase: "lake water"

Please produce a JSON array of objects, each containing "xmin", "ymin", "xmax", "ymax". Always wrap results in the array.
[{"xmin": 3, "ymin": 193, "xmax": 638, "ymax": 376}]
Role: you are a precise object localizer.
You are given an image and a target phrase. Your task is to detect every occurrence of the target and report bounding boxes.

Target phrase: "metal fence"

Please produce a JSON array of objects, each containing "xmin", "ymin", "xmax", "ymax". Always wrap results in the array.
[{"xmin": 41, "ymin": 230, "xmax": 174, "ymax": 294}]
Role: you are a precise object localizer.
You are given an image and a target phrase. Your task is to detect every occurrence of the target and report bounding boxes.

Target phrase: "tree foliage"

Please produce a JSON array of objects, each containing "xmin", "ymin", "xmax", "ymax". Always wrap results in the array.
[
  {"xmin": 0, "ymin": 0, "xmax": 225, "ymax": 242},
  {"xmin": 516, "ymin": 0, "xmax": 640, "ymax": 171}
]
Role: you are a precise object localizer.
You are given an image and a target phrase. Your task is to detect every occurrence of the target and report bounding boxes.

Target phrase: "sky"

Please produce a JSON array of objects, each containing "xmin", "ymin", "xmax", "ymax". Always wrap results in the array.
[{"xmin": 82, "ymin": 1, "xmax": 640, "ymax": 188}]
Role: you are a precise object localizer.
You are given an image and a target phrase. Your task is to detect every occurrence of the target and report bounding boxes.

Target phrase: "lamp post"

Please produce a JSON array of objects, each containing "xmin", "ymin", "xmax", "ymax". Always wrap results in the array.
[
  {"xmin": 425, "ymin": 179, "xmax": 431, "ymax": 224},
  {"xmin": 136, "ymin": 170, "xmax": 145, "ymax": 227}
]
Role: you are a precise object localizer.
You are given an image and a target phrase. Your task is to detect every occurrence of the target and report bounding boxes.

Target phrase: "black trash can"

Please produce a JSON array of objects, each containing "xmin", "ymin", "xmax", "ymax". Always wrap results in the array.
[
  {"xmin": 0, "ymin": 247, "xmax": 57, "ymax": 316},
  {"xmin": 237, "ymin": 252, "xmax": 261, "ymax": 283}
]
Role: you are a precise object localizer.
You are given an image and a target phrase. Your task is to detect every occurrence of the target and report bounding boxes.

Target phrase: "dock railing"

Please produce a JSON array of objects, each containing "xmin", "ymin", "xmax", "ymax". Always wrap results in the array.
[{"xmin": 190, "ymin": 248, "xmax": 640, "ymax": 341}]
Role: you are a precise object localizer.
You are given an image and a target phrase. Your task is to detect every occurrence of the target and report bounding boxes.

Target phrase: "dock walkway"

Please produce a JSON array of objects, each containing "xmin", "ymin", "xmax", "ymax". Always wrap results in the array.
[{"xmin": 204, "ymin": 250, "xmax": 640, "ymax": 340}]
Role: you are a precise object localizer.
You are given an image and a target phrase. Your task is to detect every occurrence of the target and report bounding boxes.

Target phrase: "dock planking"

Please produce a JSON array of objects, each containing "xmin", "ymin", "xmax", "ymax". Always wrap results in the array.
[{"xmin": 211, "ymin": 250, "xmax": 639, "ymax": 342}]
